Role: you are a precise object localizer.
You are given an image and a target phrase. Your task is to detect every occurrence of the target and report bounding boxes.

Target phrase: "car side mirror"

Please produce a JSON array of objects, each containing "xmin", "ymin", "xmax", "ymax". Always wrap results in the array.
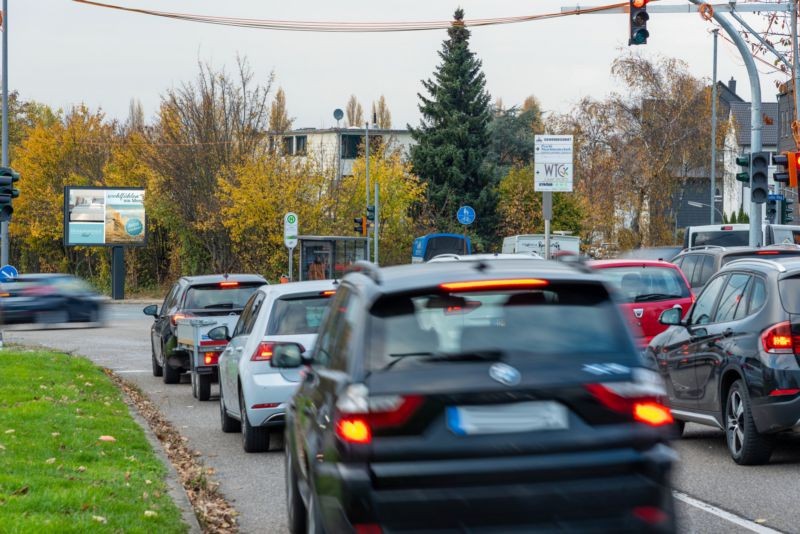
[
  {"xmin": 143, "ymin": 304, "xmax": 158, "ymax": 317},
  {"xmin": 270, "ymin": 343, "xmax": 304, "ymax": 369},
  {"xmin": 207, "ymin": 325, "xmax": 230, "ymax": 342},
  {"xmin": 659, "ymin": 307, "xmax": 682, "ymax": 326}
]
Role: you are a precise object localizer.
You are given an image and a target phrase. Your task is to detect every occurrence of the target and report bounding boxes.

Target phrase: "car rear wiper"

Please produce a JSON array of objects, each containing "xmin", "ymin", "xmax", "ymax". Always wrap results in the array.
[
  {"xmin": 634, "ymin": 293, "xmax": 683, "ymax": 303},
  {"xmin": 203, "ymin": 303, "xmax": 235, "ymax": 309}
]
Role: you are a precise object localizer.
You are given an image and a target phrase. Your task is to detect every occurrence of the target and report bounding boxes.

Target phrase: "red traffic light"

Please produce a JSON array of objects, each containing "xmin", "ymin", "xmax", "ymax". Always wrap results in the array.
[{"xmin": 632, "ymin": 0, "xmax": 648, "ymax": 7}]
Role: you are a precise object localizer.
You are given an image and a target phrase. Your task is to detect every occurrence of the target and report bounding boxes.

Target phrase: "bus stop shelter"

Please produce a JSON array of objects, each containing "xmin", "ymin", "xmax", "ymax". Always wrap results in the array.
[{"xmin": 298, "ymin": 236, "xmax": 369, "ymax": 281}]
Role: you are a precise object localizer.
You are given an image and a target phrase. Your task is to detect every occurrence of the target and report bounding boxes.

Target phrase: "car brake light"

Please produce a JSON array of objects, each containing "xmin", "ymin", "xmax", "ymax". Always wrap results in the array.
[
  {"xmin": 353, "ymin": 524, "xmax": 383, "ymax": 534},
  {"xmin": 251, "ymin": 342, "xmax": 275, "ymax": 361},
  {"xmin": 769, "ymin": 388, "xmax": 800, "ymax": 397},
  {"xmin": 334, "ymin": 384, "xmax": 423, "ymax": 444},
  {"xmin": 440, "ymin": 279, "xmax": 548, "ymax": 292},
  {"xmin": 586, "ymin": 369, "xmax": 673, "ymax": 426},
  {"xmin": 760, "ymin": 321, "xmax": 799, "ymax": 354},
  {"xmin": 170, "ymin": 312, "xmax": 192, "ymax": 326},
  {"xmin": 204, "ymin": 352, "xmax": 220, "ymax": 365},
  {"xmin": 632, "ymin": 506, "xmax": 669, "ymax": 526},
  {"xmin": 320, "ymin": 290, "xmax": 336, "ymax": 296},
  {"xmin": 757, "ymin": 250, "xmax": 780, "ymax": 255},
  {"xmin": 220, "ymin": 281, "xmax": 239, "ymax": 287},
  {"xmin": 721, "ymin": 225, "xmax": 733, "ymax": 230}
]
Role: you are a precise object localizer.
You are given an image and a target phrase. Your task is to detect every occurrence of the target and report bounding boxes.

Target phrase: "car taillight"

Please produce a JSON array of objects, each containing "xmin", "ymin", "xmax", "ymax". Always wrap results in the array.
[
  {"xmin": 170, "ymin": 312, "xmax": 193, "ymax": 326},
  {"xmin": 204, "ymin": 352, "xmax": 221, "ymax": 365},
  {"xmin": 760, "ymin": 321, "xmax": 800, "ymax": 354},
  {"xmin": 220, "ymin": 281, "xmax": 239, "ymax": 287},
  {"xmin": 251, "ymin": 342, "xmax": 275, "ymax": 362},
  {"xmin": 586, "ymin": 369, "xmax": 673, "ymax": 426},
  {"xmin": 440, "ymin": 278, "xmax": 548, "ymax": 291},
  {"xmin": 334, "ymin": 384, "xmax": 423, "ymax": 445}
]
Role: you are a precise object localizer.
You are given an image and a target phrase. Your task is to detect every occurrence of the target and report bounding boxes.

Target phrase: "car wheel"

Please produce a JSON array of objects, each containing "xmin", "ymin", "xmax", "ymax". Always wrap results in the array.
[
  {"xmin": 197, "ymin": 374, "xmax": 211, "ymax": 401},
  {"xmin": 151, "ymin": 344, "xmax": 163, "ymax": 377},
  {"xmin": 219, "ymin": 384, "xmax": 241, "ymax": 433},
  {"xmin": 239, "ymin": 388, "xmax": 269, "ymax": 453},
  {"xmin": 674, "ymin": 420, "xmax": 686, "ymax": 437},
  {"xmin": 162, "ymin": 346, "xmax": 181, "ymax": 384},
  {"xmin": 725, "ymin": 380, "xmax": 774, "ymax": 465},
  {"xmin": 306, "ymin": 484, "xmax": 324, "ymax": 534},
  {"xmin": 286, "ymin": 446, "xmax": 307, "ymax": 534}
]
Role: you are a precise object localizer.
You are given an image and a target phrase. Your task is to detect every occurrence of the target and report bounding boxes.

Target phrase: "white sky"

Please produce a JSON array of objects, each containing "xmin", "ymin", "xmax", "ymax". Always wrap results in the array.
[{"xmin": 11, "ymin": 1, "xmax": 790, "ymax": 129}]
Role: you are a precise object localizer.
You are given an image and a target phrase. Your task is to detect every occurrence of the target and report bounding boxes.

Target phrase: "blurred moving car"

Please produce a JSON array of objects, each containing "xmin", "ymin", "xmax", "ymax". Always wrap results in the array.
[
  {"xmin": 672, "ymin": 245, "xmax": 800, "ymax": 291},
  {"xmin": 650, "ymin": 256, "xmax": 800, "ymax": 464},
  {"xmin": 144, "ymin": 274, "xmax": 267, "ymax": 385},
  {"xmin": 618, "ymin": 246, "xmax": 683, "ymax": 262},
  {"xmin": 590, "ymin": 260, "xmax": 693, "ymax": 349},
  {"xmin": 0, "ymin": 273, "xmax": 106, "ymax": 325},
  {"xmin": 214, "ymin": 280, "xmax": 337, "ymax": 452},
  {"xmin": 279, "ymin": 260, "xmax": 677, "ymax": 533}
]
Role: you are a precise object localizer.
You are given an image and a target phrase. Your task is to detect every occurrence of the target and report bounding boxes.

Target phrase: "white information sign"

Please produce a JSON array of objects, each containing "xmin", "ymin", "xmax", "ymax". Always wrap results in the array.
[
  {"xmin": 534, "ymin": 135, "xmax": 574, "ymax": 192},
  {"xmin": 284, "ymin": 212, "xmax": 298, "ymax": 249}
]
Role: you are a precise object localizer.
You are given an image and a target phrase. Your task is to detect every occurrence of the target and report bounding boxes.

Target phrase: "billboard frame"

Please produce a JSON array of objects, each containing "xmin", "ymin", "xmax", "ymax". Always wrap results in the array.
[{"xmin": 63, "ymin": 185, "xmax": 147, "ymax": 248}]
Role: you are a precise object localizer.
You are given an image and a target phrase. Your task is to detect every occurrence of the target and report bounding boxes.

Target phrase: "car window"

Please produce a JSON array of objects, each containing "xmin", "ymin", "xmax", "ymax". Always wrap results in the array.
[
  {"xmin": 597, "ymin": 265, "xmax": 690, "ymax": 303},
  {"xmin": 313, "ymin": 287, "xmax": 350, "ymax": 368},
  {"xmin": 328, "ymin": 294, "xmax": 360, "ymax": 372},
  {"xmin": 697, "ymin": 255, "xmax": 716, "ymax": 287},
  {"xmin": 162, "ymin": 284, "xmax": 180, "ymax": 314},
  {"xmin": 714, "ymin": 274, "xmax": 751, "ymax": 323},
  {"xmin": 183, "ymin": 282, "xmax": 262, "ymax": 310},
  {"xmin": 690, "ymin": 275, "xmax": 727, "ymax": 325},
  {"xmin": 748, "ymin": 277, "xmax": 767, "ymax": 314},
  {"xmin": 679, "ymin": 255, "xmax": 700, "ymax": 286},
  {"xmin": 267, "ymin": 293, "xmax": 334, "ymax": 335},
  {"xmin": 233, "ymin": 291, "xmax": 263, "ymax": 338}
]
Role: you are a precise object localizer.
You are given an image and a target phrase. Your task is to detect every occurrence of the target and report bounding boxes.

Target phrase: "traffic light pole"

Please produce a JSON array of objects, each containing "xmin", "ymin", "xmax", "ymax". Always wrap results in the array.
[{"xmin": 1, "ymin": 0, "xmax": 9, "ymax": 266}]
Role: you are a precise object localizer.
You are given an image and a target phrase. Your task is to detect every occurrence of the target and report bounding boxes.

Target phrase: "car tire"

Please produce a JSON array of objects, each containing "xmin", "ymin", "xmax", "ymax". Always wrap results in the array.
[
  {"xmin": 151, "ymin": 344, "xmax": 163, "ymax": 377},
  {"xmin": 197, "ymin": 374, "xmax": 211, "ymax": 402},
  {"xmin": 725, "ymin": 380, "xmax": 774, "ymax": 465},
  {"xmin": 190, "ymin": 370, "xmax": 198, "ymax": 399},
  {"xmin": 674, "ymin": 420, "xmax": 686, "ymax": 437},
  {"xmin": 162, "ymin": 346, "xmax": 181, "ymax": 384},
  {"xmin": 286, "ymin": 446, "xmax": 307, "ymax": 534},
  {"xmin": 219, "ymin": 385, "xmax": 241, "ymax": 433},
  {"xmin": 239, "ymin": 388, "xmax": 269, "ymax": 453},
  {"xmin": 306, "ymin": 483, "xmax": 324, "ymax": 534}
]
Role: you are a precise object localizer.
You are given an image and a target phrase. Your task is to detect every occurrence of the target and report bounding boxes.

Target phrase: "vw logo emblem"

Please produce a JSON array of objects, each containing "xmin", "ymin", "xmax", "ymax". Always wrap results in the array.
[{"xmin": 489, "ymin": 363, "xmax": 521, "ymax": 386}]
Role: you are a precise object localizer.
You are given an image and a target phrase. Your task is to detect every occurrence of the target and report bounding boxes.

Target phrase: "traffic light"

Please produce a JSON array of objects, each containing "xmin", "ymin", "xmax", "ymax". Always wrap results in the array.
[
  {"xmin": 353, "ymin": 217, "xmax": 366, "ymax": 236},
  {"xmin": 366, "ymin": 204, "xmax": 375, "ymax": 222},
  {"xmin": 735, "ymin": 153, "xmax": 751, "ymax": 183},
  {"xmin": 767, "ymin": 199, "xmax": 778, "ymax": 223},
  {"xmin": 783, "ymin": 197, "xmax": 795, "ymax": 224},
  {"xmin": 750, "ymin": 151, "xmax": 769, "ymax": 204},
  {"xmin": 0, "ymin": 167, "xmax": 20, "ymax": 222},
  {"xmin": 629, "ymin": 0, "xmax": 649, "ymax": 46},
  {"xmin": 774, "ymin": 151, "xmax": 800, "ymax": 188}
]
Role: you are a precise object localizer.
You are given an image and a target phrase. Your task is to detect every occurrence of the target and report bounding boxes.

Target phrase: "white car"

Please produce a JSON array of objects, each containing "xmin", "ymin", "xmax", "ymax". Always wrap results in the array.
[{"xmin": 214, "ymin": 280, "xmax": 338, "ymax": 452}]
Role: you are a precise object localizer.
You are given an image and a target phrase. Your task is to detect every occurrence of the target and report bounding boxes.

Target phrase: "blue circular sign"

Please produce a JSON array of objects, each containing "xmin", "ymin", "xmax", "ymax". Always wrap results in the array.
[
  {"xmin": 0, "ymin": 264, "xmax": 18, "ymax": 283},
  {"xmin": 125, "ymin": 218, "xmax": 144, "ymax": 236},
  {"xmin": 457, "ymin": 205, "xmax": 476, "ymax": 225}
]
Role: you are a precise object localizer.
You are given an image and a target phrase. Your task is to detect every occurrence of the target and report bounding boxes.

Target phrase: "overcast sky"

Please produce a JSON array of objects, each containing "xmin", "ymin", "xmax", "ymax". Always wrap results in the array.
[{"xmin": 11, "ymin": 1, "xmax": 789, "ymax": 129}]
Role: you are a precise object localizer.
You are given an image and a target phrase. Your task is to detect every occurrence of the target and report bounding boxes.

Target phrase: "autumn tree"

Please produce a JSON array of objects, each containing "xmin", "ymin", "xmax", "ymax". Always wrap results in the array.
[
  {"xmin": 346, "ymin": 95, "xmax": 364, "ymax": 127},
  {"xmin": 409, "ymin": 8, "xmax": 495, "ymax": 248},
  {"xmin": 269, "ymin": 87, "xmax": 293, "ymax": 134},
  {"xmin": 372, "ymin": 95, "xmax": 392, "ymax": 128}
]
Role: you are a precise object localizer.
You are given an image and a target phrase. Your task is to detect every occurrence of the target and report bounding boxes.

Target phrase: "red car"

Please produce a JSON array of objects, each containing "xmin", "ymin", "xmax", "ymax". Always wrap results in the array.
[{"xmin": 589, "ymin": 259, "xmax": 693, "ymax": 348}]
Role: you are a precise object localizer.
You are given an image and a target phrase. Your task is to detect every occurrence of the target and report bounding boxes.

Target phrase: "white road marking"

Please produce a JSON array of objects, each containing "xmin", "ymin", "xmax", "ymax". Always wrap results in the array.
[{"xmin": 674, "ymin": 491, "xmax": 784, "ymax": 534}]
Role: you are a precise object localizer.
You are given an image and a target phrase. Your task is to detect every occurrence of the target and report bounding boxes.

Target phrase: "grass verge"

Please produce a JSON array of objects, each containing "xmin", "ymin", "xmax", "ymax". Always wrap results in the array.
[{"xmin": 0, "ymin": 349, "xmax": 186, "ymax": 533}]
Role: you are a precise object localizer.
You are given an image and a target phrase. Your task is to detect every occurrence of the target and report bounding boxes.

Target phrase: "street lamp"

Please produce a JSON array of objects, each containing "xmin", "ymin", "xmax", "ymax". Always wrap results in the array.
[{"xmin": 687, "ymin": 200, "xmax": 723, "ymax": 221}]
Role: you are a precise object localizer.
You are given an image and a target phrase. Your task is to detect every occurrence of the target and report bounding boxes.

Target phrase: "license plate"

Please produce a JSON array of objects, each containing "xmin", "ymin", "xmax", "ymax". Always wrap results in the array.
[{"xmin": 446, "ymin": 401, "xmax": 569, "ymax": 436}]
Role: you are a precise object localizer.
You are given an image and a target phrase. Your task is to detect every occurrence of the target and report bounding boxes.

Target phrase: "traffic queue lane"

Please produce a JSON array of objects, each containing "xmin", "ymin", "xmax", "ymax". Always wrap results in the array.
[{"xmin": 4, "ymin": 304, "xmax": 795, "ymax": 534}]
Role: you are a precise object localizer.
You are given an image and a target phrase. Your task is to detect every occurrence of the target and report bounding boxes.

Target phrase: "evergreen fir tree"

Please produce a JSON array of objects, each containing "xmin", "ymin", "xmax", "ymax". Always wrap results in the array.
[{"xmin": 409, "ymin": 9, "xmax": 495, "ymax": 247}]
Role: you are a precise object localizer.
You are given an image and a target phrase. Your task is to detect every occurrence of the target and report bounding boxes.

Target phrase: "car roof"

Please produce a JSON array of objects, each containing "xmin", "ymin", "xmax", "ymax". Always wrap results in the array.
[
  {"xmin": 428, "ymin": 253, "xmax": 542, "ymax": 262},
  {"xmin": 180, "ymin": 273, "xmax": 267, "ymax": 285},
  {"xmin": 588, "ymin": 259, "xmax": 679, "ymax": 269},
  {"xmin": 262, "ymin": 279, "xmax": 339, "ymax": 297},
  {"xmin": 720, "ymin": 255, "xmax": 800, "ymax": 276},
  {"xmin": 345, "ymin": 259, "xmax": 601, "ymax": 295}
]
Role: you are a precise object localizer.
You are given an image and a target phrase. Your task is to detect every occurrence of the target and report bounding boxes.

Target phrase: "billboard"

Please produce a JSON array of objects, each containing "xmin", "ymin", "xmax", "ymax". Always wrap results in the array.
[{"xmin": 64, "ymin": 186, "xmax": 146, "ymax": 247}]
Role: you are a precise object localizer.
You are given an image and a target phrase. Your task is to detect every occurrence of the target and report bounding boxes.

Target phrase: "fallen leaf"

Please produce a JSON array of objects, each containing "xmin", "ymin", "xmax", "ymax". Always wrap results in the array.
[
  {"xmin": 145, "ymin": 479, "xmax": 152, "ymax": 485},
  {"xmin": 144, "ymin": 510, "xmax": 157, "ymax": 518},
  {"xmin": 125, "ymin": 472, "xmax": 131, "ymax": 481},
  {"xmin": 84, "ymin": 382, "xmax": 93, "ymax": 387},
  {"xmin": 51, "ymin": 432, "xmax": 60, "ymax": 437},
  {"xmin": 77, "ymin": 466, "xmax": 86, "ymax": 472},
  {"xmin": 92, "ymin": 516, "xmax": 107, "ymax": 524},
  {"xmin": 11, "ymin": 486, "xmax": 29, "ymax": 496},
  {"xmin": 0, "ymin": 444, "xmax": 5, "ymax": 450},
  {"xmin": 755, "ymin": 519, "xmax": 767, "ymax": 524},
  {"xmin": 45, "ymin": 458, "xmax": 56, "ymax": 464},
  {"xmin": 4, "ymin": 429, "xmax": 14, "ymax": 434},
  {"xmin": 98, "ymin": 435, "xmax": 116, "ymax": 442}
]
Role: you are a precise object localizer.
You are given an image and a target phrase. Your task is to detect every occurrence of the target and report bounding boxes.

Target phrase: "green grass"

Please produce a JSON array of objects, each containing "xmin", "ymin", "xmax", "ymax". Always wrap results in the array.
[{"xmin": 0, "ymin": 350, "xmax": 187, "ymax": 534}]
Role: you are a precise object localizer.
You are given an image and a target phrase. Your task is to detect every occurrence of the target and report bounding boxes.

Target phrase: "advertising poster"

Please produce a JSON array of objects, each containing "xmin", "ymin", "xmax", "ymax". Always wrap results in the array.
[{"xmin": 64, "ymin": 187, "xmax": 146, "ymax": 247}]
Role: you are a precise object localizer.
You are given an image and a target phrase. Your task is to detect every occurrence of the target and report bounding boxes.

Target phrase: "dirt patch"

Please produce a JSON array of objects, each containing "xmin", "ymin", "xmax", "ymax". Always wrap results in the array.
[{"xmin": 104, "ymin": 369, "xmax": 239, "ymax": 533}]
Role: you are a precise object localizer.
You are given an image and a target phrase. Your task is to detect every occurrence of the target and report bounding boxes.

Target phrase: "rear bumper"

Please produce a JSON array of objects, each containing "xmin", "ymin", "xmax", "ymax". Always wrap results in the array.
[
  {"xmin": 313, "ymin": 444, "xmax": 676, "ymax": 533},
  {"xmin": 751, "ymin": 392, "xmax": 800, "ymax": 433},
  {"xmin": 242, "ymin": 371, "xmax": 299, "ymax": 427}
]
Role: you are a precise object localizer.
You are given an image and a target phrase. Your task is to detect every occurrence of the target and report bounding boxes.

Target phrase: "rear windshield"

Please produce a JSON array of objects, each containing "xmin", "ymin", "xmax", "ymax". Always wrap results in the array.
[
  {"xmin": 183, "ymin": 283, "xmax": 261, "ymax": 310},
  {"xmin": 366, "ymin": 282, "xmax": 635, "ymax": 372},
  {"xmin": 721, "ymin": 250, "xmax": 800, "ymax": 266},
  {"xmin": 780, "ymin": 276, "xmax": 800, "ymax": 313},
  {"xmin": 771, "ymin": 228, "xmax": 800, "ymax": 246},
  {"xmin": 267, "ymin": 295, "xmax": 331, "ymax": 335},
  {"xmin": 597, "ymin": 266, "xmax": 690, "ymax": 303},
  {"xmin": 691, "ymin": 230, "xmax": 748, "ymax": 247},
  {"xmin": 425, "ymin": 236, "xmax": 467, "ymax": 260}
]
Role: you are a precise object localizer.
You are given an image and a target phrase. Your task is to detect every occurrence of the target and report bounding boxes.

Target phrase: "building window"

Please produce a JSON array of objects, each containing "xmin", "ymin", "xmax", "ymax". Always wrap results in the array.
[
  {"xmin": 295, "ymin": 135, "xmax": 307, "ymax": 155},
  {"xmin": 341, "ymin": 134, "xmax": 362, "ymax": 159},
  {"xmin": 282, "ymin": 136, "xmax": 294, "ymax": 156}
]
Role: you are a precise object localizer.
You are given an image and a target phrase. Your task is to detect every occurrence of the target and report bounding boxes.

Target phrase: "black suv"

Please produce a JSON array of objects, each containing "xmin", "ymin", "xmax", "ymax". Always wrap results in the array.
[
  {"xmin": 671, "ymin": 245, "xmax": 800, "ymax": 291},
  {"xmin": 143, "ymin": 274, "xmax": 266, "ymax": 384},
  {"xmin": 275, "ymin": 260, "xmax": 676, "ymax": 532},
  {"xmin": 650, "ymin": 256, "xmax": 800, "ymax": 464}
]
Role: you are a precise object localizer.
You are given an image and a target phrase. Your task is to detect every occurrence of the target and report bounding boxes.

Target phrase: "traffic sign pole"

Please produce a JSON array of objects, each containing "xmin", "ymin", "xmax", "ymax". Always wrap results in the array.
[{"xmin": 284, "ymin": 212, "xmax": 298, "ymax": 281}]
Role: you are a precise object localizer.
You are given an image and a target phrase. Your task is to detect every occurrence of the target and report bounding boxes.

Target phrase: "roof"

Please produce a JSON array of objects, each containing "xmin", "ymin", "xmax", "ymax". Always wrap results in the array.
[
  {"xmin": 264, "ymin": 279, "xmax": 338, "ymax": 297},
  {"xmin": 180, "ymin": 274, "xmax": 267, "ymax": 285},
  {"xmin": 588, "ymin": 259, "xmax": 679, "ymax": 269},
  {"xmin": 730, "ymin": 101, "xmax": 778, "ymax": 147},
  {"xmin": 617, "ymin": 247, "xmax": 683, "ymax": 261},
  {"xmin": 427, "ymin": 253, "xmax": 543, "ymax": 262}
]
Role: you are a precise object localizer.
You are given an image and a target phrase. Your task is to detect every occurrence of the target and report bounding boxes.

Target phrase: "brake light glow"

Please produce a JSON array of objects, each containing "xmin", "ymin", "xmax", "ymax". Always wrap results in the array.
[
  {"xmin": 353, "ymin": 524, "xmax": 383, "ymax": 534},
  {"xmin": 204, "ymin": 352, "xmax": 220, "ymax": 365},
  {"xmin": 760, "ymin": 322, "xmax": 798, "ymax": 354},
  {"xmin": 251, "ymin": 342, "xmax": 275, "ymax": 361},
  {"xmin": 220, "ymin": 281, "xmax": 239, "ymax": 287},
  {"xmin": 439, "ymin": 278, "xmax": 548, "ymax": 291},
  {"xmin": 769, "ymin": 388, "xmax": 800, "ymax": 397},
  {"xmin": 721, "ymin": 225, "xmax": 733, "ymax": 230},
  {"xmin": 334, "ymin": 384, "xmax": 423, "ymax": 445},
  {"xmin": 756, "ymin": 250, "xmax": 780, "ymax": 255},
  {"xmin": 336, "ymin": 417, "xmax": 371, "ymax": 444},
  {"xmin": 586, "ymin": 369, "xmax": 672, "ymax": 426},
  {"xmin": 633, "ymin": 402, "xmax": 673, "ymax": 426},
  {"xmin": 320, "ymin": 290, "xmax": 336, "ymax": 296},
  {"xmin": 632, "ymin": 506, "xmax": 668, "ymax": 526},
  {"xmin": 170, "ymin": 312, "xmax": 192, "ymax": 326}
]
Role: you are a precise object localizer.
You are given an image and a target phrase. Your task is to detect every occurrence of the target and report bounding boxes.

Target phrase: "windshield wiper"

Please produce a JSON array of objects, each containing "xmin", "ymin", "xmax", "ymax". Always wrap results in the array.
[
  {"xmin": 634, "ymin": 293, "xmax": 683, "ymax": 303},
  {"xmin": 204, "ymin": 303, "xmax": 235, "ymax": 309}
]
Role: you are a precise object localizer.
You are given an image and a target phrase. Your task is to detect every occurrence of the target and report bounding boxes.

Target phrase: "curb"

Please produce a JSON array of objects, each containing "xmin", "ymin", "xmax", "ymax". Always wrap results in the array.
[{"xmin": 122, "ymin": 390, "xmax": 203, "ymax": 534}]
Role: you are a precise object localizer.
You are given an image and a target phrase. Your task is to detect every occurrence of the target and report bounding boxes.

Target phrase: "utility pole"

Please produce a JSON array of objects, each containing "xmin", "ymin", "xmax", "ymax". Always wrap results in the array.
[
  {"xmin": 364, "ymin": 121, "xmax": 370, "ymax": 262},
  {"xmin": 710, "ymin": 28, "xmax": 719, "ymax": 224},
  {"xmin": 1, "ymin": 0, "xmax": 9, "ymax": 266}
]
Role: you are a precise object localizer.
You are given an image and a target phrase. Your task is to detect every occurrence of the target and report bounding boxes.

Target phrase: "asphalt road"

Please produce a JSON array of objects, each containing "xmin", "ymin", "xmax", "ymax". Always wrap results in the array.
[{"xmin": 5, "ymin": 304, "xmax": 798, "ymax": 534}]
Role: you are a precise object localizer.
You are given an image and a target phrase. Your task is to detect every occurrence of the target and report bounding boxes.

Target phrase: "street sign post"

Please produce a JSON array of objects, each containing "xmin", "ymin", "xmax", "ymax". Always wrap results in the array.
[
  {"xmin": 535, "ymin": 135, "xmax": 574, "ymax": 259},
  {"xmin": 457, "ymin": 205, "xmax": 475, "ymax": 255},
  {"xmin": 284, "ymin": 212, "xmax": 298, "ymax": 281},
  {"xmin": 0, "ymin": 264, "xmax": 17, "ymax": 282}
]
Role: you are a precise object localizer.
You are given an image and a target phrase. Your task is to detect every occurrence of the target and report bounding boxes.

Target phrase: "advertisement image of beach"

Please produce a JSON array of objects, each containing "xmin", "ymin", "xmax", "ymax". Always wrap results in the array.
[{"xmin": 104, "ymin": 189, "xmax": 145, "ymax": 245}]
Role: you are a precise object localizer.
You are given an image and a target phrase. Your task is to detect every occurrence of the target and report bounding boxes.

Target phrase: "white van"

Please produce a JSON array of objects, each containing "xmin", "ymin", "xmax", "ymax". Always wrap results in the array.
[{"xmin": 502, "ymin": 234, "xmax": 580, "ymax": 256}]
